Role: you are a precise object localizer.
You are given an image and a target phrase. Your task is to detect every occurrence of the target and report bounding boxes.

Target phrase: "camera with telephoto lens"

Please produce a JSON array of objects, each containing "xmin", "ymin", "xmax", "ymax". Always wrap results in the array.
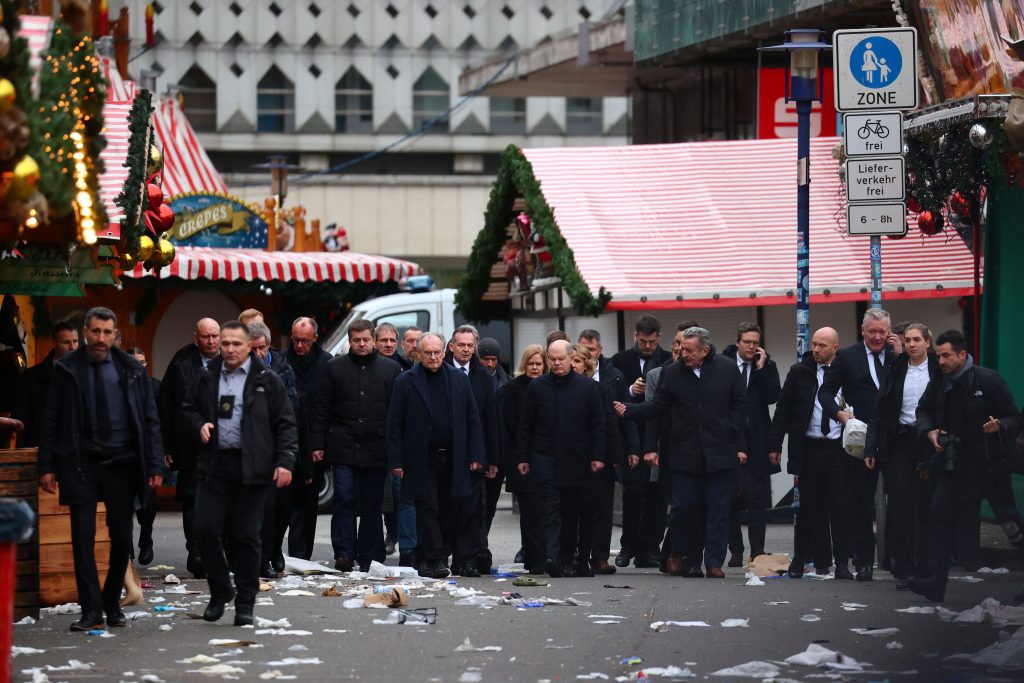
[{"xmin": 937, "ymin": 433, "xmax": 960, "ymax": 471}]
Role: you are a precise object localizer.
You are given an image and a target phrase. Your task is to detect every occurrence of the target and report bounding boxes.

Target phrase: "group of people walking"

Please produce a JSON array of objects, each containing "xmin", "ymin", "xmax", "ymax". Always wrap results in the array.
[{"xmin": 12, "ymin": 304, "xmax": 1022, "ymax": 631}]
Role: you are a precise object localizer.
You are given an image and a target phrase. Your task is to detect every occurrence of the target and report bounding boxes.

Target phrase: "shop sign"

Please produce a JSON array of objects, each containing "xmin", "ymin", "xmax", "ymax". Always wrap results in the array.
[{"xmin": 167, "ymin": 193, "xmax": 269, "ymax": 248}]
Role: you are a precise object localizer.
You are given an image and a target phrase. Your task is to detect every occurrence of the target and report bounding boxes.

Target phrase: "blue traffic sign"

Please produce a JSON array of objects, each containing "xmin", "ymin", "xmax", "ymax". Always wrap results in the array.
[{"xmin": 849, "ymin": 36, "xmax": 903, "ymax": 89}]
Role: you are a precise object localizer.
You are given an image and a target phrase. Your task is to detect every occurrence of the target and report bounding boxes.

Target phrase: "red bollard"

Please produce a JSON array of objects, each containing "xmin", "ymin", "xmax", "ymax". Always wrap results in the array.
[{"xmin": 0, "ymin": 542, "xmax": 16, "ymax": 683}]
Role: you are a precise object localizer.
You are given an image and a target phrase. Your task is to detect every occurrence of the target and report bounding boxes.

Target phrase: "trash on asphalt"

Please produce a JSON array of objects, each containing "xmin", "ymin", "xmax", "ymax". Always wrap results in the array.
[
  {"xmin": 278, "ymin": 589, "xmax": 316, "ymax": 597},
  {"xmin": 374, "ymin": 607, "xmax": 438, "ymax": 625},
  {"xmin": 841, "ymin": 602, "xmax": 868, "ymax": 611},
  {"xmin": 259, "ymin": 671, "xmax": 297, "ymax": 680},
  {"xmin": 589, "ymin": 614, "xmax": 626, "ymax": 619},
  {"xmin": 748, "ymin": 553, "xmax": 791, "ymax": 576},
  {"xmin": 602, "ymin": 584, "xmax": 634, "ymax": 589},
  {"xmin": 178, "ymin": 655, "xmax": 220, "ymax": 664},
  {"xmin": 254, "ymin": 628, "xmax": 313, "ymax": 636},
  {"xmin": 209, "ymin": 638, "xmax": 258, "ymax": 647},
  {"xmin": 576, "ymin": 674, "xmax": 608, "ymax": 680},
  {"xmin": 11, "ymin": 646, "xmax": 46, "ymax": 656},
  {"xmin": 512, "ymin": 576, "xmax": 549, "ymax": 587},
  {"xmin": 650, "ymin": 620, "xmax": 711, "ymax": 631},
  {"xmin": 936, "ymin": 598, "xmax": 1024, "ymax": 626},
  {"xmin": 949, "ymin": 575, "xmax": 984, "ymax": 583},
  {"xmin": 363, "ymin": 586, "xmax": 409, "ymax": 608},
  {"xmin": 944, "ymin": 625, "xmax": 1024, "ymax": 668},
  {"xmin": 163, "ymin": 574, "xmax": 180, "ymax": 584},
  {"xmin": 147, "ymin": 564, "xmax": 174, "ymax": 571},
  {"xmin": 39, "ymin": 603, "xmax": 79, "ymax": 615},
  {"xmin": 153, "ymin": 605, "xmax": 185, "ymax": 611},
  {"xmin": 744, "ymin": 574, "xmax": 765, "ymax": 586},
  {"xmin": 721, "ymin": 618, "xmax": 749, "ymax": 628},
  {"xmin": 978, "ymin": 567, "xmax": 1010, "ymax": 574},
  {"xmin": 14, "ymin": 616, "xmax": 35, "ymax": 625},
  {"xmin": 710, "ymin": 661, "xmax": 781, "ymax": 678},
  {"xmin": 638, "ymin": 665, "xmax": 696, "ymax": 678},
  {"xmin": 189, "ymin": 663, "xmax": 246, "ymax": 675},
  {"xmin": 254, "ymin": 616, "xmax": 291, "ymax": 628},
  {"xmin": 265, "ymin": 657, "xmax": 323, "ymax": 666},
  {"xmin": 895, "ymin": 606, "xmax": 935, "ymax": 614},
  {"xmin": 766, "ymin": 601, "xmax": 790, "ymax": 606},
  {"xmin": 850, "ymin": 627, "xmax": 899, "ymax": 637},
  {"xmin": 283, "ymin": 556, "xmax": 343, "ymax": 575},
  {"xmin": 454, "ymin": 637, "xmax": 503, "ymax": 652},
  {"xmin": 785, "ymin": 643, "xmax": 866, "ymax": 671},
  {"xmin": 86, "ymin": 629, "xmax": 114, "ymax": 637},
  {"xmin": 455, "ymin": 595, "xmax": 501, "ymax": 608},
  {"xmin": 620, "ymin": 656, "xmax": 643, "ymax": 666},
  {"xmin": 800, "ymin": 614, "xmax": 821, "ymax": 622},
  {"xmin": 887, "ymin": 641, "xmax": 904, "ymax": 649}
]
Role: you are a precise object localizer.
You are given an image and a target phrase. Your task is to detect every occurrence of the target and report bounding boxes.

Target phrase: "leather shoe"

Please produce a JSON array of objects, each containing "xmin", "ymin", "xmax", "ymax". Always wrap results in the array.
[
  {"xmin": 203, "ymin": 590, "xmax": 235, "ymax": 622},
  {"xmin": 666, "ymin": 554, "xmax": 684, "ymax": 576},
  {"xmin": 271, "ymin": 552, "xmax": 286, "ymax": 574},
  {"xmin": 561, "ymin": 562, "xmax": 577, "ymax": 578},
  {"xmin": 591, "ymin": 560, "xmax": 616, "ymax": 575},
  {"xmin": 233, "ymin": 605, "xmax": 254, "ymax": 627},
  {"xmin": 105, "ymin": 608, "xmax": 127, "ymax": 628},
  {"xmin": 137, "ymin": 546, "xmax": 154, "ymax": 566},
  {"xmin": 544, "ymin": 559, "xmax": 563, "ymax": 578},
  {"xmin": 727, "ymin": 554, "xmax": 744, "ymax": 568},
  {"xmin": 459, "ymin": 564, "xmax": 481, "ymax": 578},
  {"xmin": 682, "ymin": 565, "xmax": 705, "ymax": 578},
  {"xmin": 359, "ymin": 562, "xmax": 371, "ymax": 573},
  {"xmin": 634, "ymin": 553, "xmax": 661, "ymax": 568},
  {"xmin": 398, "ymin": 553, "xmax": 417, "ymax": 569},
  {"xmin": 834, "ymin": 565, "xmax": 855, "ymax": 580},
  {"xmin": 855, "ymin": 565, "xmax": 874, "ymax": 582},
  {"xmin": 187, "ymin": 554, "xmax": 206, "ymax": 580},
  {"xmin": 575, "ymin": 562, "xmax": 595, "ymax": 578},
  {"xmin": 476, "ymin": 551, "xmax": 493, "ymax": 575},
  {"xmin": 385, "ymin": 536, "xmax": 397, "ymax": 556},
  {"xmin": 259, "ymin": 561, "xmax": 277, "ymax": 579},
  {"xmin": 706, "ymin": 567, "xmax": 726, "ymax": 579},
  {"xmin": 907, "ymin": 575, "xmax": 946, "ymax": 602},
  {"xmin": 614, "ymin": 552, "xmax": 633, "ymax": 568},
  {"xmin": 787, "ymin": 560, "xmax": 805, "ymax": 579},
  {"xmin": 514, "ymin": 547, "xmax": 527, "ymax": 564},
  {"xmin": 429, "ymin": 560, "xmax": 450, "ymax": 579},
  {"xmin": 334, "ymin": 557, "xmax": 354, "ymax": 572},
  {"xmin": 894, "ymin": 576, "xmax": 910, "ymax": 590},
  {"xmin": 70, "ymin": 612, "xmax": 105, "ymax": 632}
]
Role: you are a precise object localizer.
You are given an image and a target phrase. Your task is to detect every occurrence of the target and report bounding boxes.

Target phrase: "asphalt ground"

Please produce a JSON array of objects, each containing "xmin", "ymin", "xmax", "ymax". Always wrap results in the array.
[{"xmin": 10, "ymin": 497, "xmax": 1024, "ymax": 683}]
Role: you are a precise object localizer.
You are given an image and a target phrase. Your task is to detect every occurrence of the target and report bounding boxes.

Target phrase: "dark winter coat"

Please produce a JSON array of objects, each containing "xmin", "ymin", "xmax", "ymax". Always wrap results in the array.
[
  {"xmin": 14, "ymin": 350, "xmax": 55, "ymax": 448},
  {"xmin": 498, "ymin": 374, "xmax": 537, "ymax": 494},
  {"xmin": 285, "ymin": 344, "xmax": 333, "ymax": 483},
  {"xmin": 449, "ymin": 356, "xmax": 501, "ymax": 468},
  {"xmin": 819, "ymin": 342, "xmax": 897, "ymax": 423},
  {"xmin": 864, "ymin": 353, "xmax": 941, "ymax": 465},
  {"xmin": 596, "ymin": 358, "xmax": 637, "ymax": 468},
  {"xmin": 612, "ymin": 346, "xmax": 672, "ymax": 485},
  {"xmin": 387, "ymin": 363, "xmax": 485, "ymax": 500},
  {"xmin": 265, "ymin": 348, "xmax": 299, "ymax": 415},
  {"xmin": 38, "ymin": 346, "xmax": 165, "ymax": 506},
  {"xmin": 916, "ymin": 361, "xmax": 1022, "ymax": 476},
  {"xmin": 767, "ymin": 354, "xmax": 820, "ymax": 476},
  {"xmin": 184, "ymin": 354, "xmax": 298, "ymax": 485},
  {"xmin": 308, "ymin": 351, "xmax": 402, "ymax": 469},
  {"xmin": 517, "ymin": 370, "xmax": 606, "ymax": 487},
  {"xmin": 721, "ymin": 345, "xmax": 782, "ymax": 476},
  {"xmin": 157, "ymin": 343, "xmax": 212, "ymax": 470},
  {"xmin": 627, "ymin": 349, "xmax": 747, "ymax": 474}
]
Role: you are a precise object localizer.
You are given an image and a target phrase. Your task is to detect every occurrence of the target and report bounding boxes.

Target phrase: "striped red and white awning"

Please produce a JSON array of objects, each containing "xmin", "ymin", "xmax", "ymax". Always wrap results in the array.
[
  {"xmin": 100, "ymin": 56, "xmax": 139, "ymax": 101},
  {"xmin": 18, "ymin": 15, "xmax": 51, "ymax": 93},
  {"xmin": 120, "ymin": 247, "xmax": 422, "ymax": 284},
  {"xmin": 521, "ymin": 138, "xmax": 978, "ymax": 308}
]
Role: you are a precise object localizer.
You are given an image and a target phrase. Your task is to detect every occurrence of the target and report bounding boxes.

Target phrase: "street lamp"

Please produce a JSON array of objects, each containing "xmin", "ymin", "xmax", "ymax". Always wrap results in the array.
[
  {"xmin": 760, "ymin": 29, "xmax": 831, "ymax": 360},
  {"xmin": 254, "ymin": 155, "xmax": 302, "ymax": 209}
]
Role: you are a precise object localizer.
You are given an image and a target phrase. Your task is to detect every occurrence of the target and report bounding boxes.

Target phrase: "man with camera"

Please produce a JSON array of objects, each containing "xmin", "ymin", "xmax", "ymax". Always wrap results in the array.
[{"xmin": 909, "ymin": 329, "xmax": 1021, "ymax": 602}]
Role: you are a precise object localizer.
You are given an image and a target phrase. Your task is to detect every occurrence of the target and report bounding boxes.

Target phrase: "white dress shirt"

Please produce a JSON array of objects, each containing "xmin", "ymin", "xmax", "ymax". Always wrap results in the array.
[
  {"xmin": 736, "ymin": 356, "xmax": 751, "ymax": 387},
  {"xmin": 453, "ymin": 360, "xmax": 471, "ymax": 375},
  {"xmin": 807, "ymin": 363, "xmax": 842, "ymax": 440},
  {"xmin": 865, "ymin": 343, "xmax": 886, "ymax": 389},
  {"xmin": 899, "ymin": 360, "xmax": 930, "ymax": 425}
]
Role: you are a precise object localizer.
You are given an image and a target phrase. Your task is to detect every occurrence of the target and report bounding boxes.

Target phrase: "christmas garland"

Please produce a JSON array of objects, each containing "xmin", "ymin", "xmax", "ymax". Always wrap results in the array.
[
  {"xmin": 113, "ymin": 89, "xmax": 153, "ymax": 257},
  {"xmin": 456, "ymin": 144, "xmax": 610, "ymax": 322}
]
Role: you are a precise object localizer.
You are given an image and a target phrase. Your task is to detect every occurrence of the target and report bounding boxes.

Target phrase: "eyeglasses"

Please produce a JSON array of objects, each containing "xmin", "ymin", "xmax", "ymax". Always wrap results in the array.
[
  {"xmin": 738, "ymin": 339, "xmax": 759, "ymax": 345},
  {"xmin": 291, "ymin": 337, "xmax": 315, "ymax": 346}
]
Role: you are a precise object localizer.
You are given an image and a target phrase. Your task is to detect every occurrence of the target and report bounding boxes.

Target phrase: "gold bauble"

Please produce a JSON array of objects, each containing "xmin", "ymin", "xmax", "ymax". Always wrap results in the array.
[
  {"xmin": 0, "ymin": 78, "xmax": 14, "ymax": 113},
  {"xmin": 118, "ymin": 251, "xmax": 137, "ymax": 269},
  {"xmin": 147, "ymin": 145, "xmax": 163, "ymax": 175},
  {"xmin": 137, "ymin": 234, "xmax": 155, "ymax": 261},
  {"xmin": 153, "ymin": 237, "xmax": 175, "ymax": 266},
  {"xmin": 7, "ymin": 155, "xmax": 40, "ymax": 201}
]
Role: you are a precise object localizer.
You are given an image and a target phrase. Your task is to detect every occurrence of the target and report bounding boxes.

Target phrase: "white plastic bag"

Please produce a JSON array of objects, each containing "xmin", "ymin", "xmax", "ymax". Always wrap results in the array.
[{"xmin": 843, "ymin": 418, "xmax": 868, "ymax": 459}]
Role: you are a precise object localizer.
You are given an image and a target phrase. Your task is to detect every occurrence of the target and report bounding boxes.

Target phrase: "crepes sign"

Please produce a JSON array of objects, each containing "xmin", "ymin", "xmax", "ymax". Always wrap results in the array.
[{"xmin": 168, "ymin": 193, "xmax": 270, "ymax": 248}]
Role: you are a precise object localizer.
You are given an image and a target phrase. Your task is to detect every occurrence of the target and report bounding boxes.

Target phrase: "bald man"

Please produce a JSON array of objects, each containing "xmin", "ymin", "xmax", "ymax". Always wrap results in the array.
[
  {"xmin": 157, "ymin": 317, "xmax": 221, "ymax": 578},
  {"xmin": 768, "ymin": 327, "xmax": 851, "ymax": 579}
]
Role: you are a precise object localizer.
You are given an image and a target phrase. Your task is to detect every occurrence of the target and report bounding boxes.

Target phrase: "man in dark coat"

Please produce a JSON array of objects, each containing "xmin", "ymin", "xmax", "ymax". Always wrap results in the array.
[
  {"xmin": 447, "ymin": 325, "xmax": 500, "ymax": 575},
  {"xmin": 518, "ymin": 339, "xmax": 607, "ymax": 578},
  {"xmin": 387, "ymin": 332, "xmax": 485, "ymax": 580},
  {"xmin": 158, "ymin": 317, "xmax": 220, "ymax": 578},
  {"xmin": 769, "ymin": 327, "xmax": 846, "ymax": 579},
  {"xmin": 611, "ymin": 315, "xmax": 672, "ymax": 568},
  {"xmin": 283, "ymin": 316, "xmax": 333, "ymax": 560},
  {"xmin": 375, "ymin": 322, "xmax": 412, "ymax": 371},
  {"xmin": 617, "ymin": 326, "xmax": 747, "ymax": 578},
  {"xmin": 908, "ymin": 329, "xmax": 1023, "ymax": 602},
  {"xmin": 578, "ymin": 329, "xmax": 637, "ymax": 574},
  {"xmin": 38, "ymin": 307, "xmax": 164, "ymax": 632},
  {"xmin": 721, "ymin": 323, "xmax": 781, "ymax": 566},
  {"xmin": 184, "ymin": 320, "xmax": 298, "ymax": 625},
  {"xmin": 310, "ymin": 319, "xmax": 401, "ymax": 572},
  {"xmin": 125, "ymin": 346, "xmax": 161, "ymax": 566},
  {"xmin": 818, "ymin": 308, "xmax": 903, "ymax": 582},
  {"xmin": 15, "ymin": 321, "xmax": 78, "ymax": 448}
]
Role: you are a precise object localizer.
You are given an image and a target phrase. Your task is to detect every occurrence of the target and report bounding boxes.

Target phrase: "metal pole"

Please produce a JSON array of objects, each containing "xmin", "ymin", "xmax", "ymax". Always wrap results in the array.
[
  {"xmin": 795, "ymin": 97, "xmax": 812, "ymax": 361},
  {"xmin": 870, "ymin": 235, "xmax": 882, "ymax": 308}
]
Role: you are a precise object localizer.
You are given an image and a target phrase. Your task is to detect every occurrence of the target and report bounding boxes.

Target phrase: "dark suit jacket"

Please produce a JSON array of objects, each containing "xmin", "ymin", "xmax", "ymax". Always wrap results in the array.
[
  {"xmin": 864, "ymin": 353, "xmax": 941, "ymax": 465},
  {"xmin": 767, "ymin": 354, "xmax": 820, "ymax": 476},
  {"xmin": 452, "ymin": 356, "xmax": 500, "ymax": 469},
  {"xmin": 596, "ymin": 357, "xmax": 638, "ymax": 466},
  {"xmin": 819, "ymin": 342, "xmax": 896, "ymax": 422},
  {"xmin": 387, "ymin": 363, "xmax": 485, "ymax": 500},
  {"xmin": 721, "ymin": 345, "xmax": 781, "ymax": 476},
  {"xmin": 498, "ymin": 374, "xmax": 537, "ymax": 494},
  {"xmin": 157, "ymin": 343, "xmax": 210, "ymax": 470},
  {"xmin": 612, "ymin": 345, "xmax": 671, "ymax": 483},
  {"xmin": 14, "ymin": 350, "xmax": 55, "ymax": 448}
]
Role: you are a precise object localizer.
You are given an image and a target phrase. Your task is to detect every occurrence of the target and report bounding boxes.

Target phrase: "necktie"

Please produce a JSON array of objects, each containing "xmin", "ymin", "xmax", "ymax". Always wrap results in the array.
[
  {"xmin": 871, "ymin": 351, "xmax": 884, "ymax": 387},
  {"xmin": 93, "ymin": 362, "xmax": 112, "ymax": 442},
  {"xmin": 742, "ymin": 362, "xmax": 750, "ymax": 387},
  {"xmin": 462, "ymin": 366, "xmax": 469, "ymax": 375},
  {"xmin": 819, "ymin": 365, "xmax": 831, "ymax": 437}
]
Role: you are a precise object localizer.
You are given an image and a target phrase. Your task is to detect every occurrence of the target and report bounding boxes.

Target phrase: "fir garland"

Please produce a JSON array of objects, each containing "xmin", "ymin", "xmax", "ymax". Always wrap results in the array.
[
  {"xmin": 0, "ymin": 0, "xmax": 32, "ymax": 115},
  {"xmin": 456, "ymin": 144, "xmax": 611, "ymax": 322},
  {"xmin": 113, "ymin": 89, "xmax": 154, "ymax": 256}
]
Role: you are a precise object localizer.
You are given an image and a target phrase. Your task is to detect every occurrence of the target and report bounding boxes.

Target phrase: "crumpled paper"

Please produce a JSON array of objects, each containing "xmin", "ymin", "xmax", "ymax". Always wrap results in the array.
[
  {"xmin": 710, "ymin": 661, "xmax": 781, "ymax": 678},
  {"xmin": 936, "ymin": 598, "xmax": 1024, "ymax": 626},
  {"xmin": 945, "ymin": 625, "xmax": 1024, "ymax": 668},
  {"xmin": 785, "ymin": 644, "xmax": 866, "ymax": 671}
]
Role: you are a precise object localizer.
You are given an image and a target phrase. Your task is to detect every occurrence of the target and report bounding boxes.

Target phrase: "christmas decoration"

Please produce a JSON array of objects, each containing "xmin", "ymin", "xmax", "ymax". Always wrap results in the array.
[
  {"xmin": 907, "ymin": 194, "xmax": 921, "ymax": 213},
  {"xmin": 147, "ymin": 144, "xmax": 163, "ymax": 175},
  {"xmin": 0, "ymin": 76, "xmax": 13, "ymax": 111},
  {"xmin": 949, "ymin": 190, "xmax": 970, "ymax": 218},
  {"xmin": 114, "ymin": 90, "xmax": 155, "ymax": 257},
  {"xmin": 6, "ymin": 154, "xmax": 39, "ymax": 201},
  {"xmin": 136, "ymin": 234, "xmax": 154, "ymax": 261},
  {"xmin": 969, "ymin": 122, "xmax": 993, "ymax": 149},
  {"xmin": 917, "ymin": 210, "xmax": 943, "ymax": 236},
  {"xmin": 152, "ymin": 236, "xmax": 175, "ymax": 266}
]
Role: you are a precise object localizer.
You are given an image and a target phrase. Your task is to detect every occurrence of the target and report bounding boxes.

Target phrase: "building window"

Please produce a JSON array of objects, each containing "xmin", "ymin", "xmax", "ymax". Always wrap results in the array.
[
  {"xmin": 413, "ymin": 67, "xmax": 449, "ymax": 133},
  {"xmin": 335, "ymin": 67, "xmax": 372, "ymax": 134},
  {"xmin": 566, "ymin": 97, "xmax": 602, "ymax": 135},
  {"xmin": 489, "ymin": 97, "xmax": 525, "ymax": 135},
  {"xmin": 178, "ymin": 64, "xmax": 216, "ymax": 132},
  {"xmin": 257, "ymin": 66, "xmax": 294, "ymax": 132}
]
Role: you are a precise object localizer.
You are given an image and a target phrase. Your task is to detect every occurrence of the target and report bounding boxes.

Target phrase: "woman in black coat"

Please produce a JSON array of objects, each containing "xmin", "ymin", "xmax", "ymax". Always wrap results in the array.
[{"xmin": 498, "ymin": 344, "xmax": 547, "ymax": 573}]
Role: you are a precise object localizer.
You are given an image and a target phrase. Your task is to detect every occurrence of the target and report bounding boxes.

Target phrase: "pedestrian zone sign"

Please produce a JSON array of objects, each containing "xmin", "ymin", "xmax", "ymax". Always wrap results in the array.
[{"xmin": 833, "ymin": 28, "xmax": 918, "ymax": 112}]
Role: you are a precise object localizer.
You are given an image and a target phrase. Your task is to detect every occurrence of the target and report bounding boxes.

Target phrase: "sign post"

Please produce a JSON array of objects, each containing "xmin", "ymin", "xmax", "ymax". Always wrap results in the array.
[{"xmin": 834, "ymin": 27, "xmax": 918, "ymax": 306}]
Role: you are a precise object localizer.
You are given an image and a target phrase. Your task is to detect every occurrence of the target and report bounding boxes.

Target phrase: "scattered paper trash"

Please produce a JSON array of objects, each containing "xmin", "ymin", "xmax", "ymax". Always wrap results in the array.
[
  {"xmin": 944, "ymin": 625, "xmax": 1024, "ymax": 668},
  {"xmin": 744, "ymin": 575, "xmax": 765, "ymax": 587},
  {"xmin": 159, "ymin": 624, "xmax": 172, "ymax": 631},
  {"xmin": 163, "ymin": 574, "xmax": 180, "ymax": 585},
  {"xmin": 87, "ymin": 629, "xmax": 113, "ymax": 637},
  {"xmin": 978, "ymin": 567, "xmax": 1010, "ymax": 574},
  {"xmin": 148, "ymin": 564, "xmax": 174, "ymax": 571},
  {"xmin": 284, "ymin": 556, "xmax": 342, "ymax": 575},
  {"xmin": 323, "ymin": 628, "xmax": 348, "ymax": 633},
  {"xmin": 254, "ymin": 629, "xmax": 313, "ymax": 636},
  {"xmin": 14, "ymin": 616, "xmax": 35, "ymax": 625},
  {"xmin": 209, "ymin": 639, "xmax": 257, "ymax": 647},
  {"xmin": 374, "ymin": 607, "xmax": 438, "ymax": 625},
  {"xmin": 512, "ymin": 576, "xmax": 549, "ymax": 587},
  {"xmin": 710, "ymin": 661, "xmax": 780, "ymax": 678},
  {"xmin": 650, "ymin": 620, "xmax": 711, "ymax": 631},
  {"xmin": 887, "ymin": 641, "xmax": 904, "ymax": 650},
  {"xmin": 255, "ymin": 616, "xmax": 291, "ymax": 629},
  {"xmin": 179, "ymin": 655, "xmax": 220, "ymax": 664},
  {"xmin": 850, "ymin": 627, "xmax": 899, "ymax": 637},
  {"xmin": 936, "ymin": 598, "xmax": 1024, "ymax": 626},
  {"xmin": 766, "ymin": 601, "xmax": 790, "ymax": 606},
  {"xmin": 895, "ymin": 606, "xmax": 935, "ymax": 615},
  {"xmin": 576, "ymin": 674, "xmax": 609, "ymax": 680},
  {"xmin": 342, "ymin": 598, "xmax": 364, "ymax": 609},
  {"xmin": 39, "ymin": 603, "xmax": 79, "ymax": 616},
  {"xmin": 785, "ymin": 644, "xmax": 865, "ymax": 671},
  {"xmin": 458, "ymin": 672, "xmax": 483, "ymax": 683},
  {"xmin": 592, "ymin": 620, "xmax": 620, "ymax": 625},
  {"xmin": 259, "ymin": 671, "xmax": 297, "ymax": 680},
  {"xmin": 950, "ymin": 575, "xmax": 984, "ymax": 583},
  {"xmin": 264, "ymin": 658, "xmax": 322, "ymax": 666},
  {"xmin": 11, "ymin": 647, "xmax": 46, "ymax": 656},
  {"xmin": 364, "ymin": 587, "xmax": 409, "ymax": 608},
  {"xmin": 620, "ymin": 657, "xmax": 643, "ymax": 666},
  {"xmin": 279, "ymin": 590, "xmax": 316, "ymax": 597},
  {"xmin": 841, "ymin": 602, "xmax": 868, "ymax": 611},
  {"xmin": 588, "ymin": 614, "xmax": 626, "ymax": 620},
  {"xmin": 721, "ymin": 618, "xmax": 749, "ymax": 628},
  {"xmin": 454, "ymin": 637, "xmax": 503, "ymax": 652},
  {"xmin": 190, "ymin": 663, "xmax": 246, "ymax": 676},
  {"xmin": 748, "ymin": 553, "xmax": 792, "ymax": 577},
  {"xmin": 640, "ymin": 666, "xmax": 695, "ymax": 678}
]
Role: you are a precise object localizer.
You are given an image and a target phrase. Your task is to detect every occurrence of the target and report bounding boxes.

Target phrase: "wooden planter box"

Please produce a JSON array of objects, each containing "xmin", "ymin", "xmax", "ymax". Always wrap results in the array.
[{"xmin": 0, "ymin": 448, "xmax": 109, "ymax": 618}]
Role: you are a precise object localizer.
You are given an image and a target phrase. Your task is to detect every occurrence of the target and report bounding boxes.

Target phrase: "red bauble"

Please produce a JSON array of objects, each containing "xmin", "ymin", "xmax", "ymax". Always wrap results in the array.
[
  {"xmin": 907, "ymin": 195, "xmax": 921, "ymax": 213},
  {"xmin": 918, "ymin": 210, "xmax": 943, "ymax": 236},
  {"xmin": 949, "ymin": 191, "xmax": 970, "ymax": 218},
  {"xmin": 145, "ymin": 204, "xmax": 176, "ymax": 233},
  {"xmin": 146, "ymin": 183, "xmax": 163, "ymax": 211}
]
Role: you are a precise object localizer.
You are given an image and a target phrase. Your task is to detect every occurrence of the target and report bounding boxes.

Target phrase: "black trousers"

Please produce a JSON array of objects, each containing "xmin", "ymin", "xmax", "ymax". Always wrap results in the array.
[
  {"xmin": 414, "ymin": 450, "xmax": 478, "ymax": 564},
  {"xmin": 538, "ymin": 481, "xmax": 583, "ymax": 565},
  {"xmin": 69, "ymin": 461, "xmax": 139, "ymax": 615},
  {"xmin": 175, "ymin": 467, "xmax": 200, "ymax": 560},
  {"xmin": 880, "ymin": 430, "xmax": 930, "ymax": 577},
  {"xmin": 793, "ymin": 439, "xmax": 848, "ymax": 571},
  {"xmin": 477, "ymin": 471, "xmax": 504, "ymax": 560},
  {"xmin": 581, "ymin": 468, "xmax": 615, "ymax": 563},
  {"xmin": 952, "ymin": 462, "xmax": 1024, "ymax": 567},
  {"xmin": 516, "ymin": 491, "xmax": 545, "ymax": 571},
  {"xmin": 928, "ymin": 469, "xmax": 984, "ymax": 580},
  {"xmin": 728, "ymin": 467, "xmax": 772, "ymax": 559},
  {"xmin": 194, "ymin": 451, "xmax": 270, "ymax": 608},
  {"xmin": 847, "ymin": 455, "xmax": 878, "ymax": 568},
  {"xmin": 621, "ymin": 478, "xmax": 668, "ymax": 559},
  {"xmin": 135, "ymin": 487, "xmax": 156, "ymax": 551},
  {"xmin": 286, "ymin": 461, "xmax": 323, "ymax": 560},
  {"xmin": 260, "ymin": 485, "xmax": 281, "ymax": 566}
]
